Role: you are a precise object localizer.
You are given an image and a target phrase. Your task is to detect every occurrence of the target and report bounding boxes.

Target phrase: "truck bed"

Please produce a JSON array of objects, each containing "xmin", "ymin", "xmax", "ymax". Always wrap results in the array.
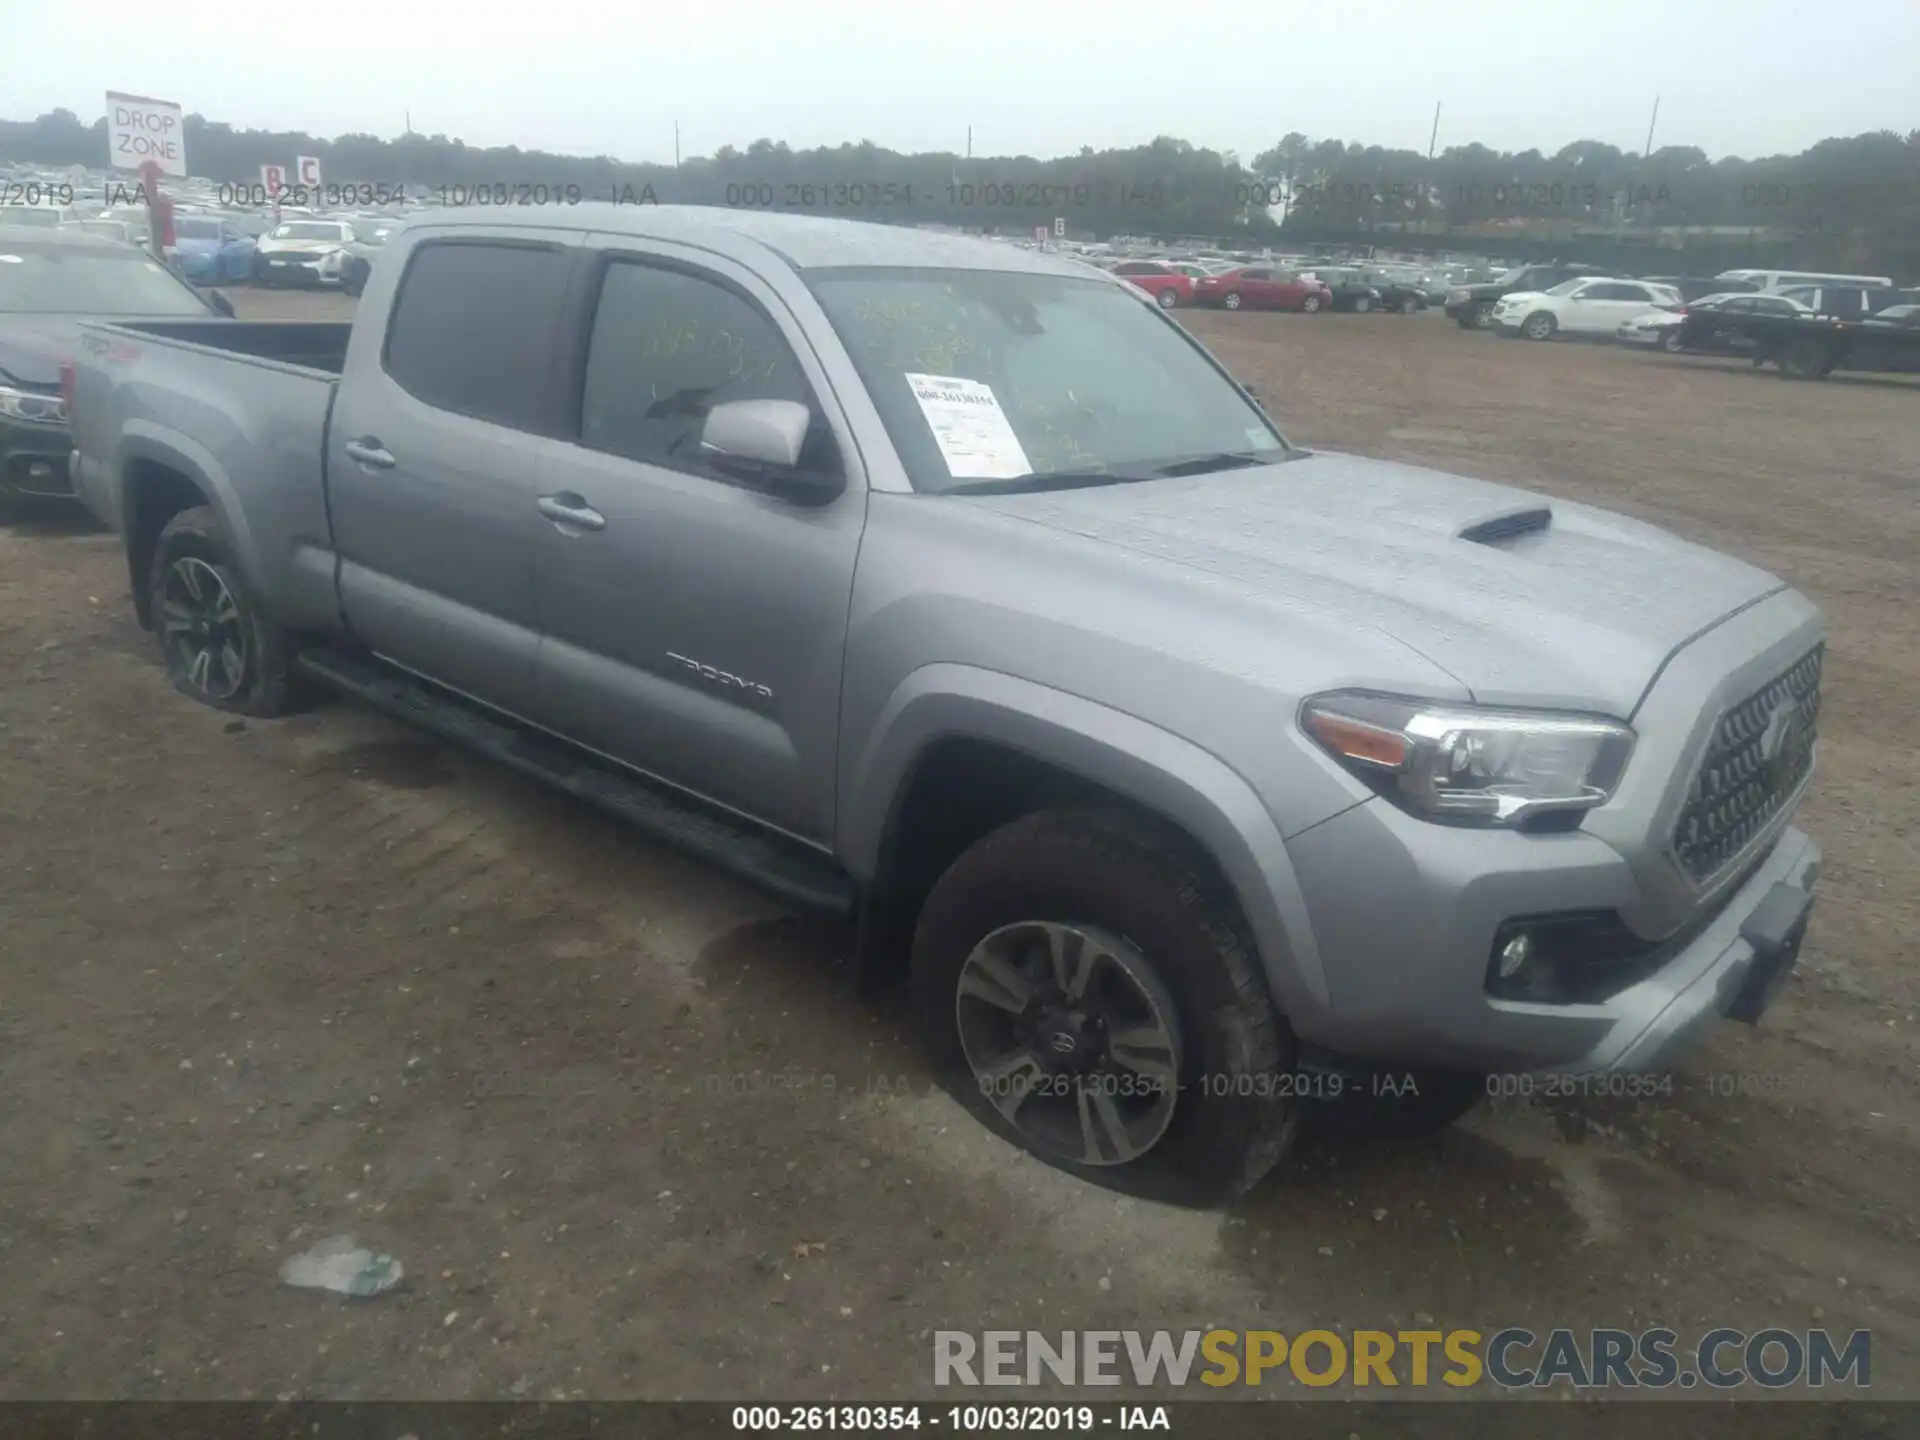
[
  {"xmin": 106, "ymin": 319, "xmax": 353, "ymax": 374},
  {"xmin": 70, "ymin": 318, "xmax": 346, "ymax": 635}
]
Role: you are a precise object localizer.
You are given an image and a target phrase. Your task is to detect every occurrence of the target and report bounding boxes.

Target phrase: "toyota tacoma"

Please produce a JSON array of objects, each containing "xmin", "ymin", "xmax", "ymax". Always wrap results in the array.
[{"xmin": 67, "ymin": 207, "xmax": 1824, "ymax": 1205}]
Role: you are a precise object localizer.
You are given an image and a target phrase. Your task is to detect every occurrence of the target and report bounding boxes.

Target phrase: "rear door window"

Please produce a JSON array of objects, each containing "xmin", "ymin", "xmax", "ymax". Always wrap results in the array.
[{"xmin": 382, "ymin": 241, "xmax": 573, "ymax": 431}]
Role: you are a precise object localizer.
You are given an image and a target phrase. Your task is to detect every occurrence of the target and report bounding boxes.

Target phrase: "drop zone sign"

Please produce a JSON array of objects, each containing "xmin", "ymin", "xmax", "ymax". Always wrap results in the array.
[{"xmin": 107, "ymin": 91, "xmax": 187, "ymax": 177}]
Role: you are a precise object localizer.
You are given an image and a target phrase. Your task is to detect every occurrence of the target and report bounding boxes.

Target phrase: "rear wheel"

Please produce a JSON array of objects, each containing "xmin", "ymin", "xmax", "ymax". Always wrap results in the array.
[
  {"xmin": 1779, "ymin": 338, "xmax": 1834, "ymax": 379},
  {"xmin": 1470, "ymin": 300, "xmax": 1496, "ymax": 329},
  {"xmin": 1301, "ymin": 293, "xmax": 1323, "ymax": 313},
  {"xmin": 1353, "ymin": 294, "xmax": 1374, "ymax": 314},
  {"xmin": 150, "ymin": 506, "xmax": 298, "ymax": 717},
  {"xmin": 911, "ymin": 808, "xmax": 1298, "ymax": 1207}
]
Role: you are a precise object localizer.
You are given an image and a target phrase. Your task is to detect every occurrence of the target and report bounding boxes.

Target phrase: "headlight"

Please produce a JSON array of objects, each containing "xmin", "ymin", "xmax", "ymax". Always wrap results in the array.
[
  {"xmin": 1301, "ymin": 692, "xmax": 1634, "ymax": 825},
  {"xmin": 0, "ymin": 384, "xmax": 68, "ymax": 426}
]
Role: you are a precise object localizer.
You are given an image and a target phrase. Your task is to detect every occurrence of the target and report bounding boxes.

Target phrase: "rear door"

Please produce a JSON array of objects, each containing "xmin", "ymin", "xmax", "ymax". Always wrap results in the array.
[
  {"xmin": 327, "ymin": 228, "xmax": 583, "ymax": 716},
  {"xmin": 1567, "ymin": 280, "xmax": 1658, "ymax": 332},
  {"xmin": 518, "ymin": 239, "xmax": 869, "ymax": 844},
  {"xmin": 1236, "ymin": 267, "xmax": 1276, "ymax": 306}
]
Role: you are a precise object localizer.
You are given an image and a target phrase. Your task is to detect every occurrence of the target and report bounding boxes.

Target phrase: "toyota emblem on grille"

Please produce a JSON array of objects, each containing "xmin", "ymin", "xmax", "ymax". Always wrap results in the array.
[{"xmin": 1759, "ymin": 700, "xmax": 1810, "ymax": 788}]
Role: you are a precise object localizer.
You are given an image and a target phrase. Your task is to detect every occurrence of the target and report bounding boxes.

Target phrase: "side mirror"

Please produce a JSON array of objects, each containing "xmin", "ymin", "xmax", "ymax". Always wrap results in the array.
[
  {"xmin": 700, "ymin": 399, "xmax": 843, "ymax": 502},
  {"xmin": 208, "ymin": 290, "xmax": 235, "ymax": 317}
]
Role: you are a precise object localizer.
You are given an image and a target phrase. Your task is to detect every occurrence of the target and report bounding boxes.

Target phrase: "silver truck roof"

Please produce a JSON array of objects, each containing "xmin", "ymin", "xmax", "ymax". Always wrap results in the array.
[{"xmin": 409, "ymin": 203, "xmax": 1107, "ymax": 279}]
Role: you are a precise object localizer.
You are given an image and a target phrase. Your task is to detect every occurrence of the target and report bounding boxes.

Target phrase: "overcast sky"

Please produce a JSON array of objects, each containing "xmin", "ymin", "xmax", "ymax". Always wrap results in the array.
[{"xmin": 13, "ymin": 0, "xmax": 1919, "ymax": 166}]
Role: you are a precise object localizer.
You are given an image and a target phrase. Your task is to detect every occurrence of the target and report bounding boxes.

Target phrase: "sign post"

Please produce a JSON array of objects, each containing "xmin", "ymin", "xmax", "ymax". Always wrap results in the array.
[
  {"xmin": 1053, "ymin": 216, "xmax": 1066, "ymax": 239},
  {"xmin": 136, "ymin": 159, "xmax": 176, "ymax": 264},
  {"xmin": 261, "ymin": 164, "xmax": 286, "ymax": 222},
  {"xmin": 106, "ymin": 91, "xmax": 186, "ymax": 178},
  {"xmin": 296, "ymin": 155, "xmax": 322, "ymax": 194}
]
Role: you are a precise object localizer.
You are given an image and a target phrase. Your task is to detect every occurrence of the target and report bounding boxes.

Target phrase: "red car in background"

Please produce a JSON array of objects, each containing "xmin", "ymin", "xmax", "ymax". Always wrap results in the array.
[
  {"xmin": 1109, "ymin": 260, "xmax": 1195, "ymax": 309},
  {"xmin": 1193, "ymin": 266, "xmax": 1331, "ymax": 313}
]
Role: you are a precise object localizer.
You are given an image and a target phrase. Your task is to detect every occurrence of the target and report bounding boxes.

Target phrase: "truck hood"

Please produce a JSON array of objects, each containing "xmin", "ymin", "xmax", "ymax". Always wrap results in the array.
[
  {"xmin": 0, "ymin": 317, "xmax": 85, "ymax": 388},
  {"xmin": 969, "ymin": 452, "xmax": 1785, "ymax": 716}
]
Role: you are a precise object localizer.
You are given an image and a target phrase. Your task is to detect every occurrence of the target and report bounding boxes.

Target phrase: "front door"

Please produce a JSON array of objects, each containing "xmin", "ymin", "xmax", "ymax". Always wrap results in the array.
[{"xmin": 524, "ymin": 242, "xmax": 868, "ymax": 845}]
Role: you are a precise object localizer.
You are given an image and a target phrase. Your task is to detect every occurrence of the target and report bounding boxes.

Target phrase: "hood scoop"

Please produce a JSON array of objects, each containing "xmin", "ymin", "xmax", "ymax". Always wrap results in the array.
[{"xmin": 1458, "ymin": 505, "xmax": 1554, "ymax": 547}]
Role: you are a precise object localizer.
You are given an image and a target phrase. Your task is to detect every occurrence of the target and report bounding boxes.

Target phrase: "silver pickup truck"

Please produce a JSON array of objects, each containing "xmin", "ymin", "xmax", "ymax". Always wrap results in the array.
[{"xmin": 68, "ymin": 206, "xmax": 1824, "ymax": 1205}]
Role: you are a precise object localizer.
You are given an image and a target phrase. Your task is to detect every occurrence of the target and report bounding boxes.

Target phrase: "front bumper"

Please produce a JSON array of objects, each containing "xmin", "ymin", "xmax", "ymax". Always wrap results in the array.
[
  {"xmin": 255, "ymin": 252, "xmax": 340, "ymax": 286},
  {"xmin": 1279, "ymin": 590, "xmax": 1828, "ymax": 1077},
  {"xmin": 0, "ymin": 419, "xmax": 76, "ymax": 501}
]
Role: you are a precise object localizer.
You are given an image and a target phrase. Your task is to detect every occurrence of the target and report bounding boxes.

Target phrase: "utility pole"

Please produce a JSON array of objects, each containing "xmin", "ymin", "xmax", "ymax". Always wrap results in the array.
[
  {"xmin": 1643, "ymin": 95, "xmax": 1659, "ymax": 158},
  {"xmin": 966, "ymin": 125, "xmax": 972, "ymax": 159},
  {"xmin": 674, "ymin": 120, "xmax": 681, "ymax": 167},
  {"xmin": 1428, "ymin": 101, "xmax": 1441, "ymax": 159},
  {"xmin": 404, "ymin": 109, "xmax": 412, "ymax": 136}
]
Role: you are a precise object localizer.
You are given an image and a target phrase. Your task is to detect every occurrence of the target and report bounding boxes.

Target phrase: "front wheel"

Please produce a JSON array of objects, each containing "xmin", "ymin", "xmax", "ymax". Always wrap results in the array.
[
  {"xmin": 150, "ymin": 506, "xmax": 297, "ymax": 716},
  {"xmin": 1661, "ymin": 329, "xmax": 1686, "ymax": 353},
  {"xmin": 1223, "ymin": 291, "xmax": 1243, "ymax": 310},
  {"xmin": 1470, "ymin": 300, "xmax": 1496, "ymax": 329},
  {"xmin": 1522, "ymin": 311, "xmax": 1558, "ymax": 341},
  {"xmin": 1156, "ymin": 288, "xmax": 1179, "ymax": 309},
  {"xmin": 1353, "ymin": 294, "xmax": 1374, "ymax": 314},
  {"xmin": 911, "ymin": 809, "xmax": 1298, "ymax": 1207},
  {"xmin": 1301, "ymin": 294, "xmax": 1323, "ymax": 313}
]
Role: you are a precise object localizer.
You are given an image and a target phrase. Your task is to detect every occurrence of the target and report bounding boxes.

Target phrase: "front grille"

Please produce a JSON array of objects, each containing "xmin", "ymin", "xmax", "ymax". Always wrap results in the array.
[{"xmin": 1672, "ymin": 646, "xmax": 1822, "ymax": 884}]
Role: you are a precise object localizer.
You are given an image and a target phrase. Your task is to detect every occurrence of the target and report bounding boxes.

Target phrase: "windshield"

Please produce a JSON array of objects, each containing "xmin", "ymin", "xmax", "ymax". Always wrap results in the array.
[
  {"xmin": 0, "ymin": 207, "xmax": 64, "ymax": 229},
  {"xmin": 808, "ymin": 266, "xmax": 1287, "ymax": 494},
  {"xmin": 0, "ymin": 244, "xmax": 211, "ymax": 315},
  {"xmin": 1542, "ymin": 278, "xmax": 1587, "ymax": 296},
  {"xmin": 272, "ymin": 222, "xmax": 346, "ymax": 240},
  {"xmin": 351, "ymin": 220, "xmax": 392, "ymax": 243}
]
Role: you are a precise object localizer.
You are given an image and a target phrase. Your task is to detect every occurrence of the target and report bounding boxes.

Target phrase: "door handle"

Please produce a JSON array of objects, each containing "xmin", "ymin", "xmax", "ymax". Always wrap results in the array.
[
  {"xmin": 537, "ymin": 493, "xmax": 607, "ymax": 533},
  {"xmin": 343, "ymin": 437, "xmax": 395, "ymax": 469}
]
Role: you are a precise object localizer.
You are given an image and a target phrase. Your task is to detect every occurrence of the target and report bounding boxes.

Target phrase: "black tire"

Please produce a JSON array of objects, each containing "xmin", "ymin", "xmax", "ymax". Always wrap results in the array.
[
  {"xmin": 1661, "ymin": 329, "xmax": 1686, "ymax": 353},
  {"xmin": 1470, "ymin": 300, "xmax": 1496, "ymax": 329},
  {"xmin": 1299, "ymin": 1068, "xmax": 1485, "ymax": 1143},
  {"xmin": 1156, "ymin": 288, "xmax": 1178, "ymax": 309},
  {"xmin": 149, "ymin": 506, "xmax": 297, "ymax": 717},
  {"xmin": 1301, "ymin": 293, "xmax": 1323, "ymax": 313},
  {"xmin": 1521, "ymin": 311, "xmax": 1558, "ymax": 341},
  {"xmin": 911, "ymin": 808, "xmax": 1298, "ymax": 1207},
  {"xmin": 1779, "ymin": 339, "xmax": 1832, "ymax": 380},
  {"xmin": 1353, "ymin": 294, "xmax": 1374, "ymax": 314},
  {"xmin": 1223, "ymin": 291, "xmax": 1243, "ymax": 311}
]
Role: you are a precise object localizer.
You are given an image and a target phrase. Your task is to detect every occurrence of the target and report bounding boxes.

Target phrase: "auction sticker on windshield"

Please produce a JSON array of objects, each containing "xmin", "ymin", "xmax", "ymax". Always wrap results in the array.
[{"xmin": 905, "ymin": 373, "xmax": 1032, "ymax": 480}]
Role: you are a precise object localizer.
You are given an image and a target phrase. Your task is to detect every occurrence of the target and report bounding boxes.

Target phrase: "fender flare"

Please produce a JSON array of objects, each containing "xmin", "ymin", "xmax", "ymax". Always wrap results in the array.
[
  {"xmin": 841, "ymin": 662, "xmax": 1331, "ymax": 1015},
  {"xmin": 116, "ymin": 423, "xmax": 268, "ymax": 610}
]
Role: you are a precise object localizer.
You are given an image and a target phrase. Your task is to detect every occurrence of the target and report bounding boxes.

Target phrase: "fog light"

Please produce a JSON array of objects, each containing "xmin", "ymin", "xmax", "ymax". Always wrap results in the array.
[{"xmin": 1496, "ymin": 930, "xmax": 1534, "ymax": 980}]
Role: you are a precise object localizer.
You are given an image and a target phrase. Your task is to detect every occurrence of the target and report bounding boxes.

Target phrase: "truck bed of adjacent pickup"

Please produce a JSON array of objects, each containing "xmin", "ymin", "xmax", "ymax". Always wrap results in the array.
[{"xmin": 1711, "ymin": 310, "xmax": 1920, "ymax": 379}]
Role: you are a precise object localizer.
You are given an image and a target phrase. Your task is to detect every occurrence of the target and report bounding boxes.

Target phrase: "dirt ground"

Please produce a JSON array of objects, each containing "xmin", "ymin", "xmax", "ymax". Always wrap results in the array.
[{"xmin": 1, "ymin": 288, "xmax": 1916, "ymax": 1407}]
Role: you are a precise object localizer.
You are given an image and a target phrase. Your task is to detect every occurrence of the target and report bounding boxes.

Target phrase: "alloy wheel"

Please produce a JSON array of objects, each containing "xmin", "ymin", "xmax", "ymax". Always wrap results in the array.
[
  {"xmin": 954, "ymin": 920, "xmax": 1181, "ymax": 1167},
  {"xmin": 158, "ymin": 557, "xmax": 248, "ymax": 701}
]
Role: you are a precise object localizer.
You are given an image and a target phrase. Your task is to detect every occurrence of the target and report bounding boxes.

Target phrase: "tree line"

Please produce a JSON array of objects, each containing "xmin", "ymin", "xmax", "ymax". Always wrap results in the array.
[{"xmin": 6, "ymin": 108, "xmax": 1916, "ymax": 275}]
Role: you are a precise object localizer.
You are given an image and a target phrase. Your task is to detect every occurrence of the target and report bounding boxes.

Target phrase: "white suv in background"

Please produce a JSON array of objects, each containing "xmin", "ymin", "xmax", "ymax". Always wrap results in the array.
[{"xmin": 1492, "ymin": 277, "xmax": 1682, "ymax": 340}]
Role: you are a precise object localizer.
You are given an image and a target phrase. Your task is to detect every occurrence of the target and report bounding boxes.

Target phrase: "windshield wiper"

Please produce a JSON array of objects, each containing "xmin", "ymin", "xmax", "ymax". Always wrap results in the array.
[
  {"xmin": 1152, "ymin": 450, "xmax": 1279, "ymax": 477},
  {"xmin": 941, "ymin": 469, "xmax": 1161, "ymax": 496},
  {"xmin": 942, "ymin": 448, "xmax": 1308, "ymax": 496}
]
